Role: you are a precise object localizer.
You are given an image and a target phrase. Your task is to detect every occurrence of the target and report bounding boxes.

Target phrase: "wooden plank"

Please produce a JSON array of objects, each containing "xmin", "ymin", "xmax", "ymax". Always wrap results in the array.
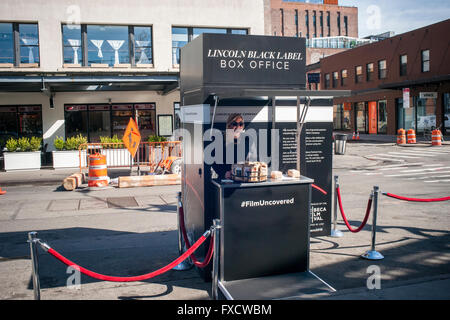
[{"xmin": 118, "ymin": 174, "xmax": 181, "ymax": 188}]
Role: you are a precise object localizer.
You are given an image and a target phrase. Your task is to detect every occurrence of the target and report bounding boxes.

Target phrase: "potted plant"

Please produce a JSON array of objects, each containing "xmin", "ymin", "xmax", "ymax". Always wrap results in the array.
[
  {"xmin": 3, "ymin": 136, "xmax": 42, "ymax": 171},
  {"xmin": 52, "ymin": 134, "xmax": 88, "ymax": 169},
  {"xmin": 100, "ymin": 135, "xmax": 132, "ymax": 167}
]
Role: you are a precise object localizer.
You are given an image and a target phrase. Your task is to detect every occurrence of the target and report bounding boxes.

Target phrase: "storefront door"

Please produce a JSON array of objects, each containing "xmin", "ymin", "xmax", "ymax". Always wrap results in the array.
[
  {"xmin": 368, "ymin": 101, "xmax": 377, "ymax": 134},
  {"xmin": 355, "ymin": 102, "xmax": 366, "ymax": 133}
]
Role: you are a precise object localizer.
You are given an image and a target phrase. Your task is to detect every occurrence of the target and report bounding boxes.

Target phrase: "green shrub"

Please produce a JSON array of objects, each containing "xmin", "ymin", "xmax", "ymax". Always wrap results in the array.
[
  {"xmin": 5, "ymin": 137, "xmax": 18, "ymax": 152},
  {"xmin": 54, "ymin": 136, "xmax": 65, "ymax": 151},
  {"xmin": 147, "ymin": 135, "xmax": 167, "ymax": 143},
  {"xmin": 29, "ymin": 137, "xmax": 42, "ymax": 151},
  {"xmin": 17, "ymin": 137, "xmax": 31, "ymax": 152},
  {"xmin": 65, "ymin": 134, "xmax": 87, "ymax": 150},
  {"xmin": 100, "ymin": 135, "xmax": 124, "ymax": 149}
]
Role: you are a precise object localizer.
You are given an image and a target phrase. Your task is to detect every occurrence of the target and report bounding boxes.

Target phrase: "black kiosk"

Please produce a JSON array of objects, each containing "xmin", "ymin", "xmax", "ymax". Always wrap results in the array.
[{"xmin": 179, "ymin": 34, "xmax": 349, "ymax": 299}]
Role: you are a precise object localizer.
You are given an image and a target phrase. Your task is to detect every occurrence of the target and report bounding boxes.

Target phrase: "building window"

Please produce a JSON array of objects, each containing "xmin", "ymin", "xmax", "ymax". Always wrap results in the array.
[
  {"xmin": 0, "ymin": 23, "xmax": 40, "ymax": 66},
  {"xmin": 62, "ymin": 24, "xmax": 82, "ymax": 65},
  {"xmin": 344, "ymin": 16, "xmax": 348, "ymax": 36},
  {"xmin": 366, "ymin": 63, "xmax": 374, "ymax": 81},
  {"xmin": 295, "ymin": 10, "xmax": 299, "ymax": 37},
  {"xmin": 337, "ymin": 12, "xmax": 341, "ymax": 36},
  {"xmin": 320, "ymin": 11, "xmax": 323, "ymax": 37},
  {"xmin": 280, "ymin": 9, "xmax": 284, "ymax": 36},
  {"xmin": 324, "ymin": 73, "xmax": 330, "ymax": 89},
  {"xmin": 400, "ymin": 54, "xmax": 407, "ymax": 76},
  {"xmin": 0, "ymin": 23, "xmax": 14, "ymax": 64},
  {"xmin": 65, "ymin": 105, "xmax": 88, "ymax": 139},
  {"xmin": 313, "ymin": 11, "xmax": 317, "ymax": 37},
  {"xmin": 305, "ymin": 10, "xmax": 310, "ymax": 38},
  {"xmin": 421, "ymin": 49, "xmax": 430, "ymax": 72},
  {"xmin": 355, "ymin": 66, "xmax": 363, "ymax": 83},
  {"xmin": 62, "ymin": 24, "xmax": 153, "ymax": 67},
  {"xmin": 332, "ymin": 71, "xmax": 339, "ymax": 88},
  {"xmin": 134, "ymin": 26, "xmax": 153, "ymax": 65},
  {"xmin": 326, "ymin": 12, "xmax": 330, "ymax": 36},
  {"xmin": 171, "ymin": 27, "xmax": 247, "ymax": 66},
  {"xmin": 172, "ymin": 27, "xmax": 188, "ymax": 66},
  {"xmin": 87, "ymin": 25, "xmax": 129, "ymax": 66},
  {"xmin": 341, "ymin": 69, "xmax": 347, "ymax": 86},
  {"xmin": 378, "ymin": 60, "xmax": 387, "ymax": 79}
]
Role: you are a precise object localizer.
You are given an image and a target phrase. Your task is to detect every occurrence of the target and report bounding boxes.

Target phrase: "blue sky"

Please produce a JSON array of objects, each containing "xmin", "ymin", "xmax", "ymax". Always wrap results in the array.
[{"xmin": 339, "ymin": 0, "xmax": 450, "ymax": 37}]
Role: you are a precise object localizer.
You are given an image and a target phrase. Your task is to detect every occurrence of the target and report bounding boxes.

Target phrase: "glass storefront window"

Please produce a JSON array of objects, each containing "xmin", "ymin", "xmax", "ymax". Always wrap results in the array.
[
  {"xmin": 0, "ymin": 23, "xmax": 14, "ymax": 64},
  {"xmin": 192, "ymin": 28, "xmax": 227, "ymax": 40},
  {"xmin": 174, "ymin": 102, "xmax": 181, "ymax": 130},
  {"xmin": 112, "ymin": 104, "xmax": 133, "ymax": 137},
  {"xmin": 65, "ymin": 105, "xmax": 88, "ymax": 138},
  {"xmin": 343, "ymin": 103, "xmax": 352, "ymax": 131},
  {"xmin": 356, "ymin": 102, "xmax": 366, "ymax": 133},
  {"xmin": 135, "ymin": 104, "xmax": 156, "ymax": 139},
  {"xmin": 333, "ymin": 104, "xmax": 342, "ymax": 130},
  {"xmin": 444, "ymin": 93, "xmax": 450, "ymax": 134},
  {"xmin": 62, "ymin": 24, "xmax": 82, "ymax": 65},
  {"xmin": 88, "ymin": 105, "xmax": 111, "ymax": 142},
  {"xmin": 87, "ymin": 25, "xmax": 129, "ymax": 66},
  {"xmin": 378, "ymin": 100, "xmax": 387, "ymax": 134},
  {"xmin": 416, "ymin": 96, "xmax": 436, "ymax": 133},
  {"xmin": 0, "ymin": 107, "xmax": 19, "ymax": 149},
  {"xmin": 17, "ymin": 106, "xmax": 43, "ymax": 137},
  {"xmin": 134, "ymin": 26, "xmax": 152, "ymax": 65},
  {"xmin": 19, "ymin": 24, "xmax": 40, "ymax": 64},
  {"xmin": 231, "ymin": 29, "xmax": 248, "ymax": 35},
  {"xmin": 397, "ymin": 98, "xmax": 416, "ymax": 131}
]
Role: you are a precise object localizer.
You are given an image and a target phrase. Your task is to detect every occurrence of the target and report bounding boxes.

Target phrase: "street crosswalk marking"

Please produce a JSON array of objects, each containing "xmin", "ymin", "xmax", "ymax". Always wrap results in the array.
[{"xmin": 355, "ymin": 147, "xmax": 450, "ymax": 184}]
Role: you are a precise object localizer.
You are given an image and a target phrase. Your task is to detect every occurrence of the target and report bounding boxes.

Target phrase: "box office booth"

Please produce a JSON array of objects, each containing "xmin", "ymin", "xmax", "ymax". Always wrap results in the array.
[{"xmin": 179, "ymin": 34, "xmax": 349, "ymax": 299}]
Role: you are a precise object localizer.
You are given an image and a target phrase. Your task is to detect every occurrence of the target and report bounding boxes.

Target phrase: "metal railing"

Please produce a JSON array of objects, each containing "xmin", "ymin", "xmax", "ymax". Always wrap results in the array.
[{"xmin": 79, "ymin": 141, "xmax": 182, "ymax": 173}]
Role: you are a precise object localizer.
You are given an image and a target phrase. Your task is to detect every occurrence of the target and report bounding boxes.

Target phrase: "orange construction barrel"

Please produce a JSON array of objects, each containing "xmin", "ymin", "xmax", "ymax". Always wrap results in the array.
[
  {"xmin": 432, "ymin": 130, "xmax": 442, "ymax": 146},
  {"xmin": 397, "ymin": 129, "xmax": 406, "ymax": 145},
  {"xmin": 88, "ymin": 153, "xmax": 109, "ymax": 187},
  {"xmin": 407, "ymin": 129, "xmax": 416, "ymax": 144}
]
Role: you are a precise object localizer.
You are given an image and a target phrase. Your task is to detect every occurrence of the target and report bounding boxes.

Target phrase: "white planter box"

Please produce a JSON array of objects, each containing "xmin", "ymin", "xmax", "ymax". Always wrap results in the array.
[
  {"xmin": 101, "ymin": 148, "xmax": 133, "ymax": 167},
  {"xmin": 52, "ymin": 150, "xmax": 87, "ymax": 169},
  {"xmin": 4, "ymin": 151, "xmax": 41, "ymax": 171}
]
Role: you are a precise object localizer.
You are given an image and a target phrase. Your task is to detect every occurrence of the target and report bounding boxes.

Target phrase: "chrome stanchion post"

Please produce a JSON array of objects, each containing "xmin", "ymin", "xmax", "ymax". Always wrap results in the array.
[
  {"xmin": 173, "ymin": 192, "xmax": 193, "ymax": 271},
  {"xmin": 27, "ymin": 232, "xmax": 41, "ymax": 300},
  {"xmin": 211, "ymin": 219, "xmax": 221, "ymax": 300},
  {"xmin": 361, "ymin": 186, "xmax": 384, "ymax": 260},
  {"xmin": 331, "ymin": 175, "xmax": 343, "ymax": 237}
]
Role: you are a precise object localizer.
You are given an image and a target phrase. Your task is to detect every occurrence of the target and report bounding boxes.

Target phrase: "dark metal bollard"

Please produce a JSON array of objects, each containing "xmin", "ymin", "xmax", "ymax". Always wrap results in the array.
[
  {"xmin": 28, "ymin": 232, "xmax": 41, "ymax": 300},
  {"xmin": 361, "ymin": 186, "xmax": 384, "ymax": 260}
]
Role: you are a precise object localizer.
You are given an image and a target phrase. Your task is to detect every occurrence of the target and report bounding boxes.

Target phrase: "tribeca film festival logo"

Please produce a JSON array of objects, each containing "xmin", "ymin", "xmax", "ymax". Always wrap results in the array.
[{"xmin": 241, "ymin": 198, "xmax": 295, "ymax": 208}]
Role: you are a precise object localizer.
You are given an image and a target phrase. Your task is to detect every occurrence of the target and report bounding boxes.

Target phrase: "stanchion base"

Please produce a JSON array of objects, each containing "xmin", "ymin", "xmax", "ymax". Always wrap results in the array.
[
  {"xmin": 172, "ymin": 260, "xmax": 193, "ymax": 271},
  {"xmin": 330, "ymin": 229, "xmax": 343, "ymax": 237},
  {"xmin": 361, "ymin": 250, "xmax": 384, "ymax": 260}
]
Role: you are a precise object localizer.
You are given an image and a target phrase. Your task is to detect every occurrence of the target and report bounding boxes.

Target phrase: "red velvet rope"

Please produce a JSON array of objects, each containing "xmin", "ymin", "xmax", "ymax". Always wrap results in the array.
[
  {"xmin": 383, "ymin": 193, "xmax": 450, "ymax": 202},
  {"xmin": 46, "ymin": 233, "xmax": 208, "ymax": 282},
  {"xmin": 178, "ymin": 206, "xmax": 214, "ymax": 268},
  {"xmin": 336, "ymin": 187, "xmax": 372, "ymax": 233},
  {"xmin": 312, "ymin": 184, "xmax": 327, "ymax": 195}
]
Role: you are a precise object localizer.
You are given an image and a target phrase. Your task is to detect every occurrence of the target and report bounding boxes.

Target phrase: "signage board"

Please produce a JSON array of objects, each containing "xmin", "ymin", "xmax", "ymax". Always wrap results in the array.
[
  {"xmin": 403, "ymin": 88, "xmax": 410, "ymax": 108},
  {"xmin": 308, "ymin": 73, "xmax": 321, "ymax": 84},
  {"xmin": 180, "ymin": 33, "xmax": 306, "ymax": 92},
  {"xmin": 419, "ymin": 92, "xmax": 437, "ymax": 99},
  {"xmin": 122, "ymin": 118, "xmax": 141, "ymax": 157}
]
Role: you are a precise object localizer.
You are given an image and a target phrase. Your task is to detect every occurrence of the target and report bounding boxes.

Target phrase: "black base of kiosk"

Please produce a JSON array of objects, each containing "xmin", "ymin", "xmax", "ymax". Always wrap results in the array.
[{"xmin": 212, "ymin": 177, "xmax": 335, "ymax": 300}]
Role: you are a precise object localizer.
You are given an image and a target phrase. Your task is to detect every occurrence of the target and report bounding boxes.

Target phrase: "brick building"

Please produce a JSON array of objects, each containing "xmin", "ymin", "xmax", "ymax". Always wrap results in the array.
[
  {"xmin": 318, "ymin": 19, "xmax": 450, "ymax": 136},
  {"xmin": 266, "ymin": 0, "xmax": 359, "ymax": 64}
]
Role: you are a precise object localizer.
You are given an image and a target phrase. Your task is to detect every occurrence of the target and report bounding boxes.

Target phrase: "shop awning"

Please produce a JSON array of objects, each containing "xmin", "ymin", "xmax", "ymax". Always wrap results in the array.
[{"xmin": 0, "ymin": 74, "xmax": 179, "ymax": 95}]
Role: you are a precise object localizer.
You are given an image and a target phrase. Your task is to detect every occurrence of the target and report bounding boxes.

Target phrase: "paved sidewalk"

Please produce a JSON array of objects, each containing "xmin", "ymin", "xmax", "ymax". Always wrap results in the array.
[{"xmin": 0, "ymin": 143, "xmax": 449, "ymax": 300}]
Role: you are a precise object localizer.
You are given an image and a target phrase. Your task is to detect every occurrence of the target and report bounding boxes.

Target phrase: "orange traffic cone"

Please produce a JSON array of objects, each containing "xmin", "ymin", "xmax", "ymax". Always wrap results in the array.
[
  {"xmin": 352, "ymin": 132, "xmax": 356, "ymax": 140},
  {"xmin": 356, "ymin": 132, "xmax": 360, "ymax": 140},
  {"xmin": 0, "ymin": 187, "xmax": 6, "ymax": 195}
]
